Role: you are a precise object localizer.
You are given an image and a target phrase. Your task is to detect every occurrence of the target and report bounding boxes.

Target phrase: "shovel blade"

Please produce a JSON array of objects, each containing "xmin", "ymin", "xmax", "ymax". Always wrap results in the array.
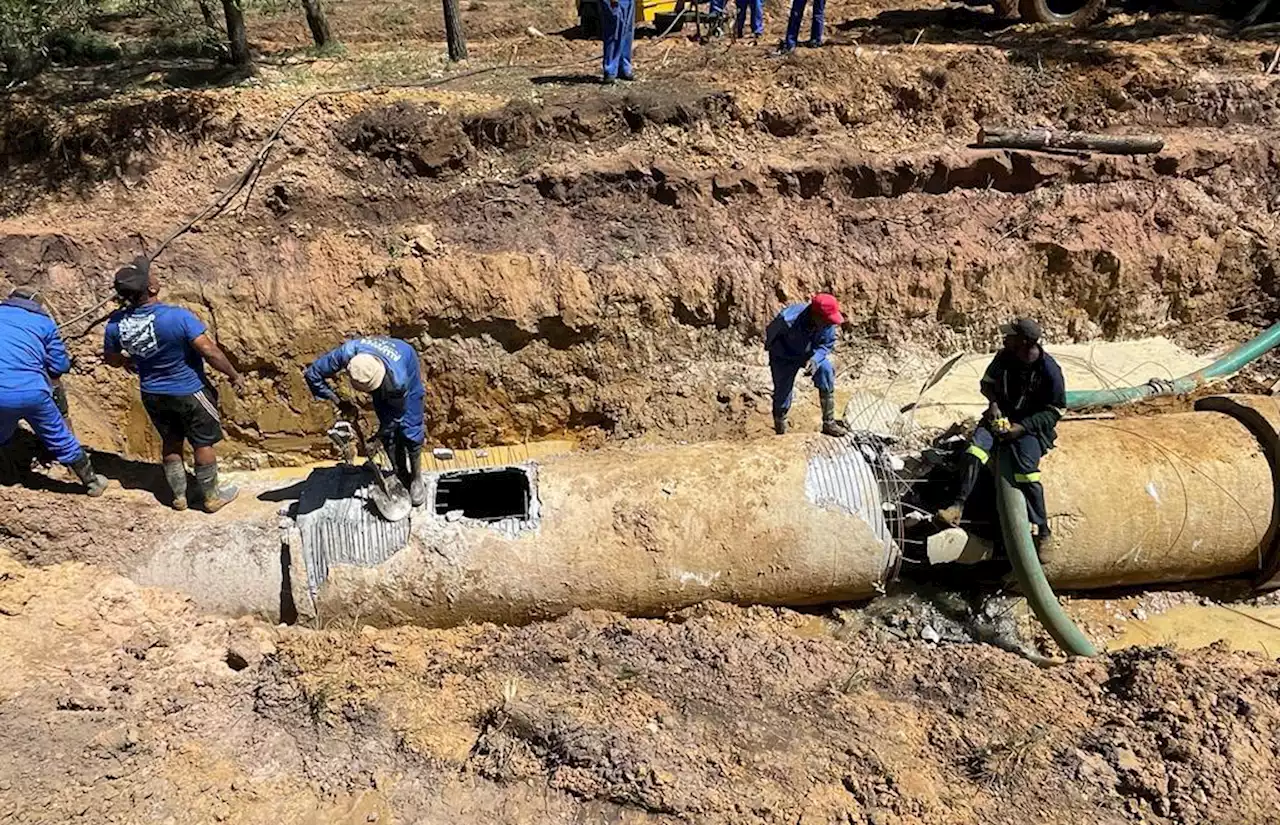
[{"xmin": 370, "ymin": 481, "xmax": 413, "ymax": 522}]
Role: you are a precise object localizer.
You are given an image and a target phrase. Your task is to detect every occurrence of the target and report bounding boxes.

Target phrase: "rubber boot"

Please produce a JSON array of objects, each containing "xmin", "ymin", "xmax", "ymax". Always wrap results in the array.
[
  {"xmin": 394, "ymin": 441, "xmax": 427, "ymax": 508},
  {"xmin": 820, "ymin": 391, "xmax": 850, "ymax": 437},
  {"xmin": 773, "ymin": 414, "xmax": 788, "ymax": 436},
  {"xmin": 195, "ymin": 461, "xmax": 238, "ymax": 513},
  {"xmin": 163, "ymin": 457, "xmax": 188, "ymax": 511},
  {"xmin": 937, "ymin": 453, "xmax": 983, "ymax": 527},
  {"xmin": 1033, "ymin": 524, "xmax": 1054, "ymax": 558},
  {"xmin": 69, "ymin": 454, "xmax": 107, "ymax": 497}
]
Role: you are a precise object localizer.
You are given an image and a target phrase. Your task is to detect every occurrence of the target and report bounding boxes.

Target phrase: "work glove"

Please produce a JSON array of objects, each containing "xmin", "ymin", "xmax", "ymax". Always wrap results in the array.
[{"xmin": 998, "ymin": 422, "xmax": 1026, "ymax": 440}]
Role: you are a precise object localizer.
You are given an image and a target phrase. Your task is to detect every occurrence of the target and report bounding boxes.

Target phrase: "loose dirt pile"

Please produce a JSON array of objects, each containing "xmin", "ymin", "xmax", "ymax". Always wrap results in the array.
[{"xmin": 3, "ymin": 552, "xmax": 1280, "ymax": 825}]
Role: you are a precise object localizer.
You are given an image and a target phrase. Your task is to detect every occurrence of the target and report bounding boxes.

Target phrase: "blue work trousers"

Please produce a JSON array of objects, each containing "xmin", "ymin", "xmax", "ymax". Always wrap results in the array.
[
  {"xmin": 968, "ymin": 424, "xmax": 1047, "ymax": 528},
  {"xmin": 600, "ymin": 0, "xmax": 635, "ymax": 80},
  {"xmin": 0, "ymin": 389, "xmax": 84, "ymax": 466},
  {"xmin": 770, "ymin": 355, "xmax": 834, "ymax": 416},
  {"xmin": 736, "ymin": 0, "xmax": 764, "ymax": 36},
  {"xmin": 783, "ymin": 0, "xmax": 825, "ymax": 48}
]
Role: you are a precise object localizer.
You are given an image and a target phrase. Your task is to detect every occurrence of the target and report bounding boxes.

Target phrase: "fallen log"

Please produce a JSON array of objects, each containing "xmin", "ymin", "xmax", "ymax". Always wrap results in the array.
[{"xmin": 976, "ymin": 127, "xmax": 1164, "ymax": 155}]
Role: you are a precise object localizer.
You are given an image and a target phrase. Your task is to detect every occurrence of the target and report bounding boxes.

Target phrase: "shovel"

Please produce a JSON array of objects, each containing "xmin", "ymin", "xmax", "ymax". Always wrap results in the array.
[{"xmin": 328, "ymin": 419, "xmax": 413, "ymax": 522}]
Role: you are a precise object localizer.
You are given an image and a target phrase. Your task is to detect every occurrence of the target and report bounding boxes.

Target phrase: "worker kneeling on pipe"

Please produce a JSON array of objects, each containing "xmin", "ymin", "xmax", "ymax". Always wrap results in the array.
[
  {"xmin": 766, "ymin": 293, "xmax": 850, "ymax": 437},
  {"xmin": 937, "ymin": 318, "xmax": 1065, "ymax": 549},
  {"xmin": 0, "ymin": 287, "xmax": 108, "ymax": 496},
  {"xmin": 305, "ymin": 337, "xmax": 427, "ymax": 507}
]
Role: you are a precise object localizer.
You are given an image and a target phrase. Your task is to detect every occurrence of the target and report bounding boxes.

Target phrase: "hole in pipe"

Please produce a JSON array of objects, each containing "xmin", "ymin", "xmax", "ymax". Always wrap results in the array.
[{"xmin": 434, "ymin": 467, "xmax": 532, "ymax": 521}]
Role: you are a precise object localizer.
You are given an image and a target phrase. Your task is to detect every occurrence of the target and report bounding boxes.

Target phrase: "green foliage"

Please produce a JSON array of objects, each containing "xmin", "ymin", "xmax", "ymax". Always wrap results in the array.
[
  {"xmin": 1, "ymin": 0, "xmax": 103, "ymax": 79},
  {"xmin": 45, "ymin": 28, "xmax": 122, "ymax": 64}
]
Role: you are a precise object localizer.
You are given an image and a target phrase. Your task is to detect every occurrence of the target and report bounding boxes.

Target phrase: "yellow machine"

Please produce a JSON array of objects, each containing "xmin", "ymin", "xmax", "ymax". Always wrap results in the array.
[{"xmin": 577, "ymin": 0, "xmax": 691, "ymax": 35}]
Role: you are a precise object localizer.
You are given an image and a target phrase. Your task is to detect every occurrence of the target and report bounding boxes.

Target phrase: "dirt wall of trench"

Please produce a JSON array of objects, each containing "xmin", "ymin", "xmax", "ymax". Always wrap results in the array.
[{"xmin": 3, "ymin": 45, "xmax": 1280, "ymax": 461}]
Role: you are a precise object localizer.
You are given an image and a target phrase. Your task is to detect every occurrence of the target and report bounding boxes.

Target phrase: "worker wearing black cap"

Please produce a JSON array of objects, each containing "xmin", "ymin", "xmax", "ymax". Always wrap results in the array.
[
  {"xmin": 103, "ymin": 257, "xmax": 245, "ymax": 513},
  {"xmin": 937, "ymin": 318, "xmax": 1066, "ymax": 549}
]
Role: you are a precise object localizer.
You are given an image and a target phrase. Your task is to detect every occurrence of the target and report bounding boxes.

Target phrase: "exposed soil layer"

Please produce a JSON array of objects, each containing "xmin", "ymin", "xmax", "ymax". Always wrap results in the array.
[{"xmin": 3, "ymin": 549, "xmax": 1280, "ymax": 825}]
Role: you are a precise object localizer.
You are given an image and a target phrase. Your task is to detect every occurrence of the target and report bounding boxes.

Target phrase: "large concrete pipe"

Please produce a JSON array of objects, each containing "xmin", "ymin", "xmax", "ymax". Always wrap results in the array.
[
  {"xmin": 286, "ymin": 435, "xmax": 900, "ymax": 627},
  {"xmin": 1038, "ymin": 395, "xmax": 1279, "ymax": 589}
]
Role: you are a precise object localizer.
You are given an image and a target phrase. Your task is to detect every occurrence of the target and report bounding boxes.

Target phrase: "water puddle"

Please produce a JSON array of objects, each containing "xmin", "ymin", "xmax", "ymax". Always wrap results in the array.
[{"xmin": 1112, "ymin": 603, "xmax": 1280, "ymax": 655}]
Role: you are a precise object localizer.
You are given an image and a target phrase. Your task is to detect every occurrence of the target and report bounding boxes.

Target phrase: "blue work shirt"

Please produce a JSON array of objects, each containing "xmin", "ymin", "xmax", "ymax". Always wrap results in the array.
[
  {"xmin": 104, "ymin": 303, "xmax": 210, "ymax": 396},
  {"xmin": 764, "ymin": 302, "xmax": 837, "ymax": 365},
  {"xmin": 305, "ymin": 337, "xmax": 425, "ymax": 443},
  {"xmin": 0, "ymin": 297, "xmax": 71, "ymax": 396}
]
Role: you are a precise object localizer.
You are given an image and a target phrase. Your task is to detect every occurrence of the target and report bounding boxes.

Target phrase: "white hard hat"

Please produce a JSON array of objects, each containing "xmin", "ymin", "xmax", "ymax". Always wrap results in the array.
[{"xmin": 346, "ymin": 353, "xmax": 387, "ymax": 392}]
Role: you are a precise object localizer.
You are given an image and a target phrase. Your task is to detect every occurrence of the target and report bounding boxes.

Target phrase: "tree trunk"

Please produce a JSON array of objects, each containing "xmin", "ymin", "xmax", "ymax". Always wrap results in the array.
[
  {"xmin": 976, "ymin": 127, "xmax": 1164, "ymax": 155},
  {"xmin": 196, "ymin": 0, "xmax": 219, "ymax": 30},
  {"xmin": 300, "ymin": 0, "xmax": 332, "ymax": 47},
  {"xmin": 221, "ymin": 0, "xmax": 251, "ymax": 66},
  {"xmin": 442, "ymin": 0, "xmax": 468, "ymax": 61}
]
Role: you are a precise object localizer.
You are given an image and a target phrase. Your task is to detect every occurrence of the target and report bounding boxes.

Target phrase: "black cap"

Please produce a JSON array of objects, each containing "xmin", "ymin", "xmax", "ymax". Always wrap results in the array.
[
  {"xmin": 113, "ymin": 256, "xmax": 151, "ymax": 297},
  {"xmin": 1000, "ymin": 317, "xmax": 1043, "ymax": 343}
]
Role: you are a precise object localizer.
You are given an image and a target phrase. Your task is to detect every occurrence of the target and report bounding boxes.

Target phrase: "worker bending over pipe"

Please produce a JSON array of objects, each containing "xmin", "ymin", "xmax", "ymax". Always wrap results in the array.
[
  {"xmin": 766, "ymin": 293, "xmax": 850, "ymax": 437},
  {"xmin": 305, "ymin": 337, "xmax": 427, "ymax": 507},
  {"xmin": 937, "ymin": 317, "xmax": 1066, "ymax": 551},
  {"xmin": 0, "ymin": 287, "xmax": 107, "ymax": 496}
]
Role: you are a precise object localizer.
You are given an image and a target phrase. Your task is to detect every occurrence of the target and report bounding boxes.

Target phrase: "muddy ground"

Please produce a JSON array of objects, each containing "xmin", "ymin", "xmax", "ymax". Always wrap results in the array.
[{"xmin": 3, "ymin": 0, "xmax": 1280, "ymax": 822}]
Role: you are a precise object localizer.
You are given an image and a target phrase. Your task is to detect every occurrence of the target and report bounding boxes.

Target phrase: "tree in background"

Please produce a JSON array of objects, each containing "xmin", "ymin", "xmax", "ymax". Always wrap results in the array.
[
  {"xmin": 219, "ymin": 0, "xmax": 249, "ymax": 65},
  {"xmin": 300, "ymin": 0, "xmax": 331, "ymax": 47},
  {"xmin": 442, "ymin": 0, "xmax": 466, "ymax": 60}
]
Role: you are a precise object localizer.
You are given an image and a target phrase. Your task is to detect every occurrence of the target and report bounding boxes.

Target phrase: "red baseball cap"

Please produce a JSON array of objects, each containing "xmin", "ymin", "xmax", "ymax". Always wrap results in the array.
[{"xmin": 811, "ymin": 293, "xmax": 843, "ymax": 325}]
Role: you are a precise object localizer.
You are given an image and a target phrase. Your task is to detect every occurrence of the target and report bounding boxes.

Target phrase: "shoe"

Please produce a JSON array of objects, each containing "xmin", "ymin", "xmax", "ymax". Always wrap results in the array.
[
  {"xmin": 770, "ymin": 43, "xmax": 796, "ymax": 57},
  {"xmin": 819, "ymin": 391, "xmax": 850, "ymax": 437},
  {"xmin": 69, "ymin": 454, "xmax": 108, "ymax": 497},
  {"xmin": 773, "ymin": 414, "xmax": 788, "ymax": 435},
  {"xmin": 409, "ymin": 477, "xmax": 427, "ymax": 508},
  {"xmin": 195, "ymin": 461, "xmax": 238, "ymax": 514},
  {"xmin": 800, "ymin": 38, "xmax": 823, "ymax": 48},
  {"xmin": 936, "ymin": 504, "xmax": 964, "ymax": 528},
  {"xmin": 601, "ymin": 75, "xmax": 617, "ymax": 86},
  {"xmin": 620, "ymin": 71, "xmax": 636, "ymax": 81},
  {"xmin": 1034, "ymin": 526, "xmax": 1055, "ymax": 558}
]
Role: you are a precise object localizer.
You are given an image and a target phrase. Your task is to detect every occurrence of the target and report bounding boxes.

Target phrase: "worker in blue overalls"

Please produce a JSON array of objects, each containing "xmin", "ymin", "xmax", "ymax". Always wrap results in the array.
[
  {"xmin": 776, "ymin": 0, "xmax": 825, "ymax": 53},
  {"xmin": 305, "ymin": 336, "xmax": 427, "ymax": 507},
  {"xmin": 937, "ymin": 318, "xmax": 1066, "ymax": 551},
  {"xmin": 0, "ymin": 286, "xmax": 107, "ymax": 496},
  {"xmin": 600, "ymin": 0, "xmax": 636, "ymax": 84},
  {"xmin": 765, "ymin": 293, "xmax": 850, "ymax": 437}
]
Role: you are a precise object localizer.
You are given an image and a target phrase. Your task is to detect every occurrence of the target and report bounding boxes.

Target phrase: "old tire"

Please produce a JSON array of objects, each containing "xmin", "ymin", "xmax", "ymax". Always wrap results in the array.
[{"xmin": 1017, "ymin": 0, "xmax": 1105, "ymax": 25}]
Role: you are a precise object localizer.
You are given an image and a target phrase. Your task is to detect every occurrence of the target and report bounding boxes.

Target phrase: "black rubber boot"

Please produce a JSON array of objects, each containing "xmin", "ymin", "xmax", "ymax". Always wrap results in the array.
[
  {"xmin": 937, "ymin": 452, "xmax": 983, "ymax": 527},
  {"xmin": 195, "ymin": 461, "xmax": 238, "ymax": 513},
  {"xmin": 69, "ymin": 454, "xmax": 107, "ymax": 497},
  {"xmin": 163, "ymin": 457, "xmax": 188, "ymax": 511},
  {"xmin": 773, "ymin": 413, "xmax": 788, "ymax": 435},
  {"xmin": 395, "ymin": 441, "xmax": 427, "ymax": 508},
  {"xmin": 819, "ymin": 391, "xmax": 850, "ymax": 437}
]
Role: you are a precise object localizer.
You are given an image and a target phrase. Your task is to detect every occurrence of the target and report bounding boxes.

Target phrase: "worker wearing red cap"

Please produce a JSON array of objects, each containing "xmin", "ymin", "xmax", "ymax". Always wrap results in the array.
[{"xmin": 764, "ymin": 294, "xmax": 849, "ymax": 437}]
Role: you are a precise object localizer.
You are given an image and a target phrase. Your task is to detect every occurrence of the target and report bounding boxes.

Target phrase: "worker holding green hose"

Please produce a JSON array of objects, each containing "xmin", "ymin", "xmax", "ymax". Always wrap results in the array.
[{"xmin": 937, "ymin": 318, "xmax": 1066, "ymax": 550}]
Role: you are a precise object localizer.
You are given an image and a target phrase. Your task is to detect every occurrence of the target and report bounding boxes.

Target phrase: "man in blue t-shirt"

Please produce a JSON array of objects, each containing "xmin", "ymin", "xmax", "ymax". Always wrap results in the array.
[
  {"xmin": 103, "ymin": 257, "xmax": 244, "ymax": 513},
  {"xmin": 305, "ymin": 336, "xmax": 427, "ymax": 507},
  {"xmin": 765, "ymin": 293, "xmax": 849, "ymax": 437},
  {"xmin": 0, "ymin": 286, "xmax": 107, "ymax": 496}
]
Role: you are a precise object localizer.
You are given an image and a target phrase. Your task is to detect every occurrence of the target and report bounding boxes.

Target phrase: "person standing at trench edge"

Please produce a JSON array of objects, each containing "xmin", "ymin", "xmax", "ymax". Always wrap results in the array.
[
  {"xmin": 0, "ymin": 286, "xmax": 108, "ymax": 496},
  {"xmin": 775, "ymin": 0, "xmax": 825, "ymax": 54},
  {"xmin": 599, "ymin": 0, "xmax": 636, "ymax": 85},
  {"xmin": 765, "ymin": 293, "xmax": 850, "ymax": 437},
  {"xmin": 936, "ymin": 317, "xmax": 1066, "ymax": 550},
  {"xmin": 304, "ymin": 336, "xmax": 427, "ymax": 507},
  {"xmin": 103, "ymin": 257, "xmax": 245, "ymax": 513}
]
